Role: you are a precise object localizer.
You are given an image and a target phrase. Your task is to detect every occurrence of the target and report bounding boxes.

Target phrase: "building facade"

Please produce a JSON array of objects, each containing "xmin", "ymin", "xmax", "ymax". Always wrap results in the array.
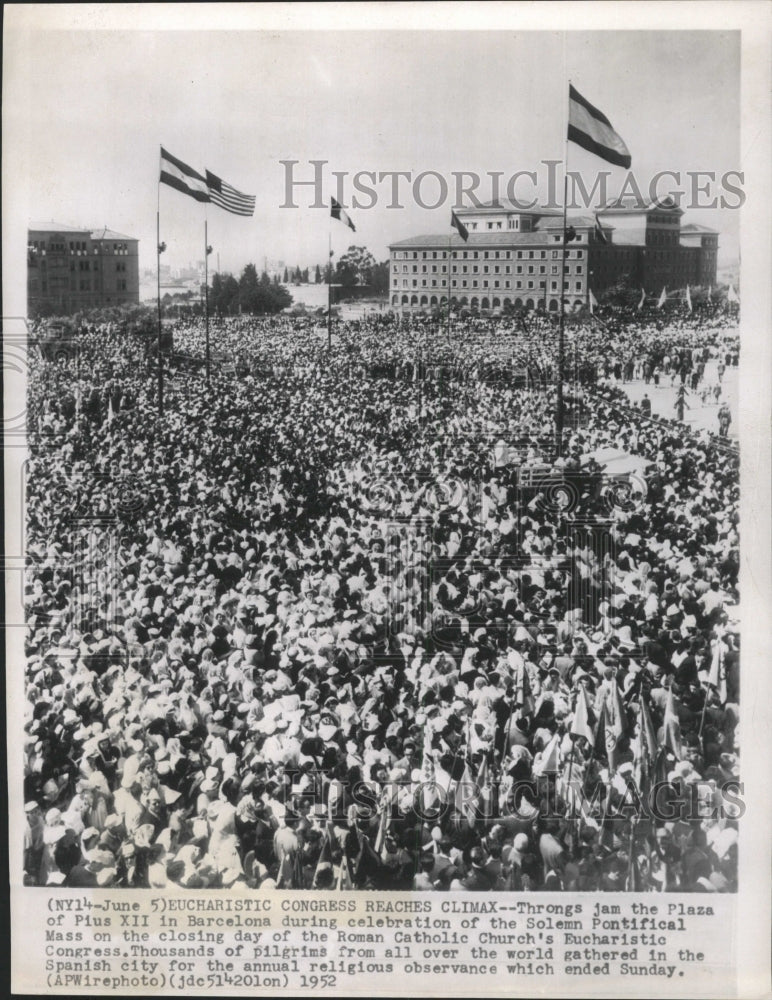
[
  {"xmin": 388, "ymin": 197, "xmax": 718, "ymax": 314},
  {"xmin": 27, "ymin": 222, "xmax": 139, "ymax": 317}
]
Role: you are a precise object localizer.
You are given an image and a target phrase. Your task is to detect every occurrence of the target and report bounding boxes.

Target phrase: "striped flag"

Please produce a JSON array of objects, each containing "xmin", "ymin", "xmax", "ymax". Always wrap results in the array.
[
  {"xmin": 205, "ymin": 170, "xmax": 255, "ymax": 217},
  {"xmin": 568, "ymin": 85, "xmax": 632, "ymax": 169},
  {"xmin": 160, "ymin": 147, "xmax": 210, "ymax": 203},
  {"xmin": 331, "ymin": 196, "xmax": 355, "ymax": 231},
  {"xmin": 450, "ymin": 209, "xmax": 469, "ymax": 242}
]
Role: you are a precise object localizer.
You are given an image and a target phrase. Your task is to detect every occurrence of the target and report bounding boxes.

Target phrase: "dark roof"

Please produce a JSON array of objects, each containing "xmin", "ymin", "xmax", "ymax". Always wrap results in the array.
[
  {"xmin": 456, "ymin": 200, "xmax": 562, "ymax": 216},
  {"xmin": 680, "ymin": 223, "xmax": 719, "ymax": 234},
  {"xmin": 599, "ymin": 195, "xmax": 682, "ymax": 215},
  {"xmin": 539, "ymin": 215, "xmax": 614, "ymax": 231},
  {"xmin": 90, "ymin": 227, "xmax": 136, "ymax": 241},
  {"xmin": 29, "ymin": 221, "xmax": 91, "ymax": 234},
  {"xmin": 389, "ymin": 231, "xmax": 553, "ymax": 249}
]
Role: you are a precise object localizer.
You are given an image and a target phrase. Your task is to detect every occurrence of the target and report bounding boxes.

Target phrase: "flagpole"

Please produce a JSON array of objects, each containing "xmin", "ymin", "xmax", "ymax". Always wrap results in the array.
[
  {"xmin": 156, "ymin": 153, "xmax": 164, "ymax": 418},
  {"xmin": 327, "ymin": 229, "xmax": 332, "ymax": 351},
  {"xmin": 556, "ymin": 82, "xmax": 570, "ymax": 459},
  {"xmin": 204, "ymin": 218, "xmax": 211, "ymax": 381},
  {"xmin": 447, "ymin": 235, "xmax": 452, "ymax": 342}
]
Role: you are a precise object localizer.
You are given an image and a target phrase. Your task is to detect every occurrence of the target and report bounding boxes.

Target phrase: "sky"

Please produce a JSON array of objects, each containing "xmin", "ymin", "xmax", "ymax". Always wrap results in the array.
[{"xmin": 3, "ymin": 8, "xmax": 744, "ymax": 290}]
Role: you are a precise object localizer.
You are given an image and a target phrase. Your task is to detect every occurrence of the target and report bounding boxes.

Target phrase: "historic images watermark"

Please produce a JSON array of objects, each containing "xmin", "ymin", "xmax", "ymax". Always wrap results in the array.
[{"xmin": 279, "ymin": 160, "xmax": 746, "ymax": 212}]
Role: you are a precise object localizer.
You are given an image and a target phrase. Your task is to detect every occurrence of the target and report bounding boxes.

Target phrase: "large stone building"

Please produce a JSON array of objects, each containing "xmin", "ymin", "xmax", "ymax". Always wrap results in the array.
[
  {"xmin": 27, "ymin": 222, "xmax": 139, "ymax": 317},
  {"xmin": 388, "ymin": 197, "xmax": 718, "ymax": 314}
]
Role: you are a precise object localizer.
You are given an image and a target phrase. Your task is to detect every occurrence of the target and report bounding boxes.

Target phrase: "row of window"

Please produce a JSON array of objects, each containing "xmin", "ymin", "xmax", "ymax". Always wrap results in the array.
[
  {"xmin": 465, "ymin": 219, "xmax": 534, "ymax": 232},
  {"xmin": 396, "ymin": 262, "xmax": 583, "ymax": 276},
  {"xmin": 393, "ymin": 248, "xmax": 584, "ymax": 262},
  {"xmin": 394, "ymin": 277, "xmax": 584, "ymax": 292}
]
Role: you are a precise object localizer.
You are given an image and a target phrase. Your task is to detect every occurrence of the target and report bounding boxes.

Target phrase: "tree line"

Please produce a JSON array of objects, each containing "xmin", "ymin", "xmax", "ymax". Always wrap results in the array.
[{"xmin": 209, "ymin": 264, "xmax": 293, "ymax": 316}]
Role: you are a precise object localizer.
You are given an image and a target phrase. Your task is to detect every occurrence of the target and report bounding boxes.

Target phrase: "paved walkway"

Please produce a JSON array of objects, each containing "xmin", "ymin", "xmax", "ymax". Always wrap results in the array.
[{"xmin": 614, "ymin": 360, "xmax": 738, "ymax": 441}]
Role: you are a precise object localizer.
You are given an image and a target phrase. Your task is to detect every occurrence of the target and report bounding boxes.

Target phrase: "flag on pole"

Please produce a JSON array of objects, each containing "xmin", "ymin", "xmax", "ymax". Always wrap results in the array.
[
  {"xmin": 160, "ymin": 147, "xmax": 210, "ymax": 203},
  {"xmin": 205, "ymin": 170, "xmax": 255, "ymax": 217},
  {"xmin": 588, "ymin": 288, "xmax": 598, "ymax": 314},
  {"xmin": 593, "ymin": 214, "xmax": 608, "ymax": 243},
  {"xmin": 454, "ymin": 762, "xmax": 478, "ymax": 827},
  {"xmin": 568, "ymin": 85, "xmax": 632, "ymax": 168},
  {"xmin": 570, "ymin": 687, "xmax": 595, "ymax": 744},
  {"xmin": 727, "ymin": 284, "xmax": 739, "ymax": 304},
  {"xmin": 331, "ymin": 196, "xmax": 355, "ymax": 231},
  {"xmin": 534, "ymin": 732, "xmax": 561, "ymax": 776},
  {"xmin": 708, "ymin": 638, "xmax": 728, "ymax": 705},
  {"xmin": 663, "ymin": 688, "xmax": 683, "ymax": 760},
  {"xmin": 637, "ymin": 288, "xmax": 646, "ymax": 311},
  {"xmin": 685, "ymin": 284, "xmax": 692, "ymax": 312},
  {"xmin": 450, "ymin": 209, "xmax": 469, "ymax": 242},
  {"xmin": 634, "ymin": 697, "xmax": 659, "ymax": 793},
  {"xmin": 657, "ymin": 286, "xmax": 667, "ymax": 309}
]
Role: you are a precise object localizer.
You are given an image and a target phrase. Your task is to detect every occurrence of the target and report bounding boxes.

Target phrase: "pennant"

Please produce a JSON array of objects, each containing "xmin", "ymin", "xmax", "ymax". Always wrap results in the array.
[
  {"xmin": 637, "ymin": 288, "xmax": 646, "ymax": 311},
  {"xmin": 451, "ymin": 209, "xmax": 469, "ymax": 242},
  {"xmin": 513, "ymin": 660, "xmax": 535, "ymax": 720},
  {"xmin": 106, "ymin": 397, "xmax": 115, "ymax": 424},
  {"xmin": 312, "ymin": 823, "xmax": 334, "ymax": 888},
  {"xmin": 588, "ymin": 288, "xmax": 598, "ymax": 315},
  {"xmin": 331, "ymin": 196, "xmax": 355, "ymax": 231},
  {"xmin": 568, "ymin": 84, "xmax": 632, "ymax": 168},
  {"xmin": 707, "ymin": 639, "xmax": 728, "ymax": 705},
  {"xmin": 337, "ymin": 853, "xmax": 353, "ymax": 890},
  {"xmin": 634, "ymin": 698, "xmax": 659, "ymax": 793},
  {"xmin": 534, "ymin": 732, "xmax": 561, "ymax": 776},
  {"xmin": 656, "ymin": 286, "xmax": 667, "ymax": 309},
  {"xmin": 160, "ymin": 147, "xmax": 210, "ymax": 203},
  {"xmin": 685, "ymin": 284, "xmax": 692, "ymax": 312},
  {"xmin": 205, "ymin": 170, "xmax": 255, "ymax": 217},
  {"xmin": 663, "ymin": 688, "xmax": 683, "ymax": 760},
  {"xmin": 454, "ymin": 762, "xmax": 479, "ymax": 827},
  {"xmin": 570, "ymin": 687, "xmax": 595, "ymax": 744}
]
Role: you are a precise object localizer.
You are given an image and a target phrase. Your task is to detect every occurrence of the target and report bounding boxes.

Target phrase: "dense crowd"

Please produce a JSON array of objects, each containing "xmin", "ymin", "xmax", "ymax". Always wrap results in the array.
[{"xmin": 24, "ymin": 300, "xmax": 740, "ymax": 892}]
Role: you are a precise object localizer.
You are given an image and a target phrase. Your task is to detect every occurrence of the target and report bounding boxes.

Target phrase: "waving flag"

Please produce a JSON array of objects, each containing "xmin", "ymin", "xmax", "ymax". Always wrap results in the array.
[
  {"xmin": 570, "ymin": 687, "xmax": 595, "ymax": 744},
  {"xmin": 450, "ymin": 209, "xmax": 469, "ymax": 241},
  {"xmin": 637, "ymin": 288, "xmax": 646, "ymax": 311},
  {"xmin": 205, "ymin": 170, "xmax": 255, "ymax": 217},
  {"xmin": 588, "ymin": 288, "xmax": 598, "ymax": 315},
  {"xmin": 663, "ymin": 688, "xmax": 683, "ymax": 760},
  {"xmin": 685, "ymin": 285, "xmax": 692, "ymax": 312},
  {"xmin": 160, "ymin": 147, "xmax": 210, "ymax": 203},
  {"xmin": 657, "ymin": 286, "xmax": 667, "ymax": 309},
  {"xmin": 568, "ymin": 85, "xmax": 632, "ymax": 168},
  {"xmin": 331, "ymin": 196, "xmax": 355, "ymax": 231}
]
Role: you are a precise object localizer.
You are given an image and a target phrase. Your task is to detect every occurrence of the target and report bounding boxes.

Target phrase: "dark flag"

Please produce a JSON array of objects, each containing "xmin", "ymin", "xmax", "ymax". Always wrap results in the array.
[
  {"xmin": 160, "ymin": 147, "xmax": 210, "ymax": 203},
  {"xmin": 331, "ymin": 196, "xmax": 355, "ymax": 231},
  {"xmin": 568, "ymin": 84, "xmax": 632, "ymax": 168},
  {"xmin": 450, "ymin": 209, "xmax": 469, "ymax": 241}
]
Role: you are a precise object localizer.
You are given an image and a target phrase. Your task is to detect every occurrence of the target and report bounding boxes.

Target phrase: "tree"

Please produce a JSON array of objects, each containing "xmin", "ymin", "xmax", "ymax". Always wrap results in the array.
[
  {"xmin": 237, "ymin": 263, "xmax": 293, "ymax": 314},
  {"xmin": 335, "ymin": 246, "xmax": 377, "ymax": 290},
  {"xmin": 315, "ymin": 264, "xmax": 322, "ymax": 284},
  {"xmin": 302, "ymin": 267, "xmax": 309, "ymax": 283},
  {"xmin": 371, "ymin": 260, "xmax": 389, "ymax": 296},
  {"xmin": 283, "ymin": 267, "xmax": 289, "ymax": 282}
]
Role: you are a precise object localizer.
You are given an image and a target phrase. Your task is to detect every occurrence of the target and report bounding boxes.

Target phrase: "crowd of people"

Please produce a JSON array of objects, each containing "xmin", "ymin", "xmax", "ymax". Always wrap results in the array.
[{"xmin": 23, "ymin": 298, "xmax": 740, "ymax": 892}]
